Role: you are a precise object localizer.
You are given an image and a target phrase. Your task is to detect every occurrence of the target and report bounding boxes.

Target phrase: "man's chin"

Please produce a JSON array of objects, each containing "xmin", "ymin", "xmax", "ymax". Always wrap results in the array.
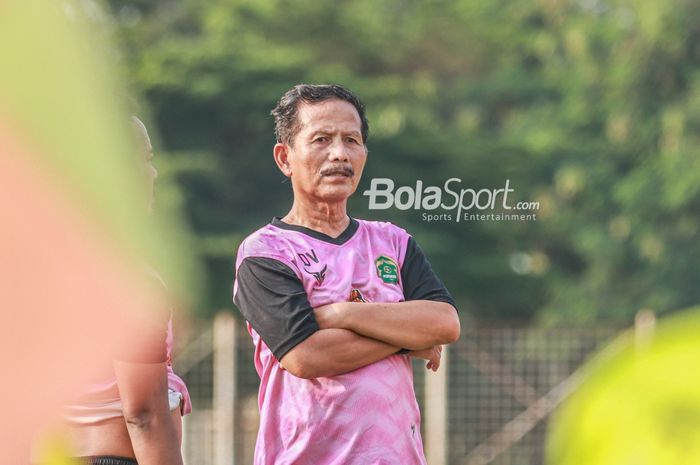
[{"xmin": 314, "ymin": 187, "xmax": 355, "ymax": 203}]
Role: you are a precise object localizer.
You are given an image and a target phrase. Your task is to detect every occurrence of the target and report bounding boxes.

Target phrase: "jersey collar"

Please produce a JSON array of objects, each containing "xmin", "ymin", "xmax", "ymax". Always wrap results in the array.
[{"xmin": 271, "ymin": 216, "xmax": 359, "ymax": 245}]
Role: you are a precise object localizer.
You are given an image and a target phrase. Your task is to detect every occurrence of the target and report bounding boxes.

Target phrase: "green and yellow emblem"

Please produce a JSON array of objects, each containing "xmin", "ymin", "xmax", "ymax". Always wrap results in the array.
[{"xmin": 375, "ymin": 255, "xmax": 399, "ymax": 284}]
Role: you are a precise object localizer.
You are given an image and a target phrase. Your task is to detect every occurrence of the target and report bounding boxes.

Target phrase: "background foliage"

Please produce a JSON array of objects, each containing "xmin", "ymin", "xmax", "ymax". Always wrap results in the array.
[{"xmin": 107, "ymin": 0, "xmax": 700, "ymax": 322}]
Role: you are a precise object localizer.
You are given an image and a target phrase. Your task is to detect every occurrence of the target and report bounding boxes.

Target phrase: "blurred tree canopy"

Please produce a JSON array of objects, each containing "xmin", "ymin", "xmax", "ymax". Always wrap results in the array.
[{"xmin": 106, "ymin": 0, "xmax": 700, "ymax": 323}]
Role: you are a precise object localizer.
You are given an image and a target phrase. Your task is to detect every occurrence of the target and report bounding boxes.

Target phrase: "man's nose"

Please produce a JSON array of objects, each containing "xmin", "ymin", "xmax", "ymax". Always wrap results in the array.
[{"xmin": 328, "ymin": 138, "xmax": 349, "ymax": 161}]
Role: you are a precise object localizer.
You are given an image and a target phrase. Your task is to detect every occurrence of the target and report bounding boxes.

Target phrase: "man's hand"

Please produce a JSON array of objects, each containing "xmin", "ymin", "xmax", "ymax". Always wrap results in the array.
[{"xmin": 408, "ymin": 345, "xmax": 442, "ymax": 372}]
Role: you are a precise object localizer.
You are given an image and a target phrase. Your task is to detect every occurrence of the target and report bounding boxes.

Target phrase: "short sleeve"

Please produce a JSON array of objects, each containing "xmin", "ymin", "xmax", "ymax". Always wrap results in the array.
[
  {"xmin": 234, "ymin": 257, "xmax": 319, "ymax": 360},
  {"xmin": 401, "ymin": 237, "xmax": 458, "ymax": 311}
]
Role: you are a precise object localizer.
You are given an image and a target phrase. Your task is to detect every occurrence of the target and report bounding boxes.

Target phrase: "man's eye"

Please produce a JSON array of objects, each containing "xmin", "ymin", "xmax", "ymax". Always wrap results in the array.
[
  {"xmin": 346, "ymin": 137, "xmax": 359, "ymax": 144},
  {"xmin": 314, "ymin": 137, "xmax": 329, "ymax": 143}
]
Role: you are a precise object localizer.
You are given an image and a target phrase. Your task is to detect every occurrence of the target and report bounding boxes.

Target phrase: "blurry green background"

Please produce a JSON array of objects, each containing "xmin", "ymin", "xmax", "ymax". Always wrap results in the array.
[{"xmin": 105, "ymin": 0, "xmax": 700, "ymax": 323}]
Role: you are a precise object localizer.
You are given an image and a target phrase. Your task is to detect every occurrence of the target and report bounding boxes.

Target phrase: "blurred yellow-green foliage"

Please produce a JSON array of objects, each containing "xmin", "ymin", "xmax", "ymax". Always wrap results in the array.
[
  {"xmin": 33, "ymin": 435, "xmax": 79, "ymax": 465},
  {"xmin": 1, "ymin": 1, "xmax": 201, "ymax": 457},
  {"xmin": 0, "ymin": 0, "xmax": 201, "ymax": 306},
  {"xmin": 546, "ymin": 307, "xmax": 700, "ymax": 465}
]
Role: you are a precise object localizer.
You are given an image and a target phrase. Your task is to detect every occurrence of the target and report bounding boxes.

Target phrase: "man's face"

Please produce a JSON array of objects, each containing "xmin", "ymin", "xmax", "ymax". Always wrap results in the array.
[{"xmin": 278, "ymin": 99, "xmax": 367, "ymax": 203}]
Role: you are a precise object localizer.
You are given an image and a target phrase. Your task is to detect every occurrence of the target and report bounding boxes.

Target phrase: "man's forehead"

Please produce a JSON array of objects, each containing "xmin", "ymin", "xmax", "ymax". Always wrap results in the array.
[{"xmin": 297, "ymin": 99, "xmax": 362, "ymax": 132}]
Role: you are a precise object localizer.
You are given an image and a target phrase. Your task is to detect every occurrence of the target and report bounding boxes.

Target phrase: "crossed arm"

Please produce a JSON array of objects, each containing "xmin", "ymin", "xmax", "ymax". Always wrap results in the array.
[
  {"xmin": 236, "ymin": 238, "xmax": 461, "ymax": 380},
  {"xmin": 280, "ymin": 300, "xmax": 459, "ymax": 379}
]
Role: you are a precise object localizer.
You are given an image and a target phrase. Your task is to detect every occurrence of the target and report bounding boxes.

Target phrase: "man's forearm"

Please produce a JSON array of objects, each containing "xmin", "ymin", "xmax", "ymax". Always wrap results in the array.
[
  {"xmin": 315, "ymin": 300, "xmax": 460, "ymax": 350},
  {"xmin": 280, "ymin": 328, "xmax": 399, "ymax": 378}
]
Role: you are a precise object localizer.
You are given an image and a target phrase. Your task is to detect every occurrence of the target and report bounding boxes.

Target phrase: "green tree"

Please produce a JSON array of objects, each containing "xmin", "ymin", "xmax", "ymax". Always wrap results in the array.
[{"xmin": 108, "ymin": 0, "xmax": 700, "ymax": 323}]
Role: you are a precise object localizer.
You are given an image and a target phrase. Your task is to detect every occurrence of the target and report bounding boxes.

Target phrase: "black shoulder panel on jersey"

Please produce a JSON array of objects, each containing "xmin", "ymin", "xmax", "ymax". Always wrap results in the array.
[
  {"xmin": 234, "ymin": 257, "xmax": 319, "ymax": 360},
  {"xmin": 401, "ymin": 237, "xmax": 458, "ymax": 311}
]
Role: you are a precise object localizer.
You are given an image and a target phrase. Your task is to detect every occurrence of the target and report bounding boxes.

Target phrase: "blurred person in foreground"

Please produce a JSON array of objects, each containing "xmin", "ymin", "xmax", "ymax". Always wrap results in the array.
[
  {"xmin": 58, "ymin": 117, "xmax": 191, "ymax": 465},
  {"xmin": 233, "ymin": 84, "xmax": 461, "ymax": 464}
]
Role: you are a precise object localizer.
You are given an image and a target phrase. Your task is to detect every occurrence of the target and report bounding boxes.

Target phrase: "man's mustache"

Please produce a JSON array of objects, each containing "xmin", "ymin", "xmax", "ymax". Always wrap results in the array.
[{"xmin": 320, "ymin": 166, "xmax": 355, "ymax": 177}]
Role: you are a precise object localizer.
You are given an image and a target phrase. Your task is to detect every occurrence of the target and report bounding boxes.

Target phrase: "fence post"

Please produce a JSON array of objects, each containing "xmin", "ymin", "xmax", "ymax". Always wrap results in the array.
[
  {"xmin": 214, "ymin": 312, "xmax": 236, "ymax": 465},
  {"xmin": 425, "ymin": 345, "xmax": 449, "ymax": 465},
  {"xmin": 635, "ymin": 309, "xmax": 656, "ymax": 349}
]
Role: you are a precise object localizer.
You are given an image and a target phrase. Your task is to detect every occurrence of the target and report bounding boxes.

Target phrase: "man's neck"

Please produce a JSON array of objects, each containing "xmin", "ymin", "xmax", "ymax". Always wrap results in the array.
[{"xmin": 282, "ymin": 200, "xmax": 350, "ymax": 239}]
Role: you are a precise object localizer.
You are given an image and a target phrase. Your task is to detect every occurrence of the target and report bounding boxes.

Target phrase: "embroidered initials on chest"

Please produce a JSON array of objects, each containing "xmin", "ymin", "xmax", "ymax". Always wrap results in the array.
[{"xmin": 298, "ymin": 249, "xmax": 327, "ymax": 285}]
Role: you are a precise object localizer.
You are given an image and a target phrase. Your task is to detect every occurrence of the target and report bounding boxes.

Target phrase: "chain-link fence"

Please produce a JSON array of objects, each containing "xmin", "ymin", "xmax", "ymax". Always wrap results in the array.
[
  {"xmin": 177, "ymin": 316, "xmax": 262, "ymax": 465},
  {"xmin": 447, "ymin": 324, "xmax": 619, "ymax": 465},
  {"xmin": 174, "ymin": 313, "xmax": 621, "ymax": 465}
]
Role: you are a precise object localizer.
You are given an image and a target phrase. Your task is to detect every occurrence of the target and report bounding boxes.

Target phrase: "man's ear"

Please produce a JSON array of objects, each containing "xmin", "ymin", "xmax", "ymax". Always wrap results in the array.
[{"xmin": 273, "ymin": 143, "xmax": 292, "ymax": 177}]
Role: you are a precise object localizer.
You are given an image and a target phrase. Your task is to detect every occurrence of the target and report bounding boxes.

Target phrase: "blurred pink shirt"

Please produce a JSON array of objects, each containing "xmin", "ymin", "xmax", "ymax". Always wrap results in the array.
[{"xmin": 64, "ymin": 270, "xmax": 191, "ymax": 423}]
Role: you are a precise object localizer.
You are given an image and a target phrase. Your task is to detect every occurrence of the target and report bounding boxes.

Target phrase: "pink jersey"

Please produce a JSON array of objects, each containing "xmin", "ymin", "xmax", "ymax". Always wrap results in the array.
[{"xmin": 234, "ymin": 217, "xmax": 454, "ymax": 465}]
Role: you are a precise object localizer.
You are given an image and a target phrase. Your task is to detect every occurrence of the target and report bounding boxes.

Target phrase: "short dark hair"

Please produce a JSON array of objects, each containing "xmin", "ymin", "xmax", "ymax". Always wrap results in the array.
[{"xmin": 271, "ymin": 84, "xmax": 369, "ymax": 146}]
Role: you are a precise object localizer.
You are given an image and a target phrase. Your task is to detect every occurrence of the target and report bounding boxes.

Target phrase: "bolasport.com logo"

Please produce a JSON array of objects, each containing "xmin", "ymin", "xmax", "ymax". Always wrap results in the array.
[{"xmin": 362, "ymin": 178, "xmax": 539, "ymax": 223}]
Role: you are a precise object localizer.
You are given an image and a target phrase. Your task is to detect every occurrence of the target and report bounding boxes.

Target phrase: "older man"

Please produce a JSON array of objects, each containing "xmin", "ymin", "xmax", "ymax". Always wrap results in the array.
[{"xmin": 233, "ymin": 84, "xmax": 460, "ymax": 464}]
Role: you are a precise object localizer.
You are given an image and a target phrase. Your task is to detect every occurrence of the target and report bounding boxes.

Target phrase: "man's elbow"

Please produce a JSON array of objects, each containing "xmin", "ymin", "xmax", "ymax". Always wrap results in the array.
[
  {"xmin": 280, "ymin": 353, "xmax": 318, "ymax": 379},
  {"xmin": 123, "ymin": 404, "xmax": 162, "ymax": 430},
  {"xmin": 284, "ymin": 363, "xmax": 317, "ymax": 379},
  {"xmin": 437, "ymin": 304, "xmax": 461, "ymax": 344},
  {"xmin": 443, "ymin": 317, "xmax": 461, "ymax": 343}
]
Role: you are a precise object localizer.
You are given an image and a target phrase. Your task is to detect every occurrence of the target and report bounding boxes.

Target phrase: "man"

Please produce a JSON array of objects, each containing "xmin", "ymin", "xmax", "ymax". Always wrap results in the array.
[
  {"xmin": 233, "ymin": 84, "xmax": 460, "ymax": 464},
  {"xmin": 60, "ymin": 117, "xmax": 191, "ymax": 465}
]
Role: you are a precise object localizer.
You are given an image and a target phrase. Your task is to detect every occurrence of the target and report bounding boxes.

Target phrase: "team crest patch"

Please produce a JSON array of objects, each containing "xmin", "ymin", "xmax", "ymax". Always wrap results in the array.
[{"xmin": 375, "ymin": 255, "xmax": 399, "ymax": 284}]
